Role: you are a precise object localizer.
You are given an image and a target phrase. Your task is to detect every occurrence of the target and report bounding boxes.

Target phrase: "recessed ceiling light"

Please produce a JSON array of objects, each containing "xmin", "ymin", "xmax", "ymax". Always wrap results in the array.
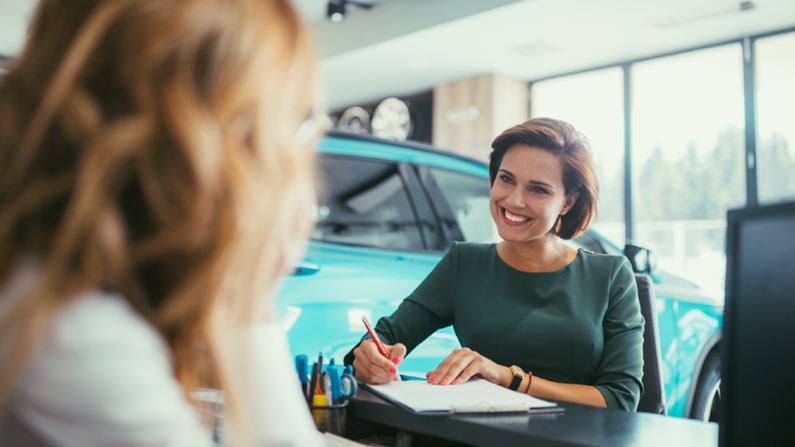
[
  {"xmin": 509, "ymin": 41, "xmax": 562, "ymax": 60},
  {"xmin": 651, "ymin": 1, "xmax": 756, "ymax": 29}
]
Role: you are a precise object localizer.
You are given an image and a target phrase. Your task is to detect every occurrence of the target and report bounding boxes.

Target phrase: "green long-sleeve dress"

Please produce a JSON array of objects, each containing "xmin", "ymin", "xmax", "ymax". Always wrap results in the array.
[{"xmin": 344, "ymin": 242, "xmax": 645, "ymax": 412}]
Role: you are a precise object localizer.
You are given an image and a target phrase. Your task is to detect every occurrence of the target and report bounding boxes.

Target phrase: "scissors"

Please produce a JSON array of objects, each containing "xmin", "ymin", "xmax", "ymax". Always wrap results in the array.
[
  {"xmin": 339, "ymin": 373, "xmax": 358, "ymax": 401},
  {"xmin": 318, "ymin": 370, "xmax": 358, "ymax": 403}
]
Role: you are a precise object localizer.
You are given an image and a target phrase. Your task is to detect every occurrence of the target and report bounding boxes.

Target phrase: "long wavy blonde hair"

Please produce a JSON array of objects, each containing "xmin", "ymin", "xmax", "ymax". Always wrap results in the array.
[{"xmin": 0, "ymin": 0, "xmax": 317, "ymax": 442}]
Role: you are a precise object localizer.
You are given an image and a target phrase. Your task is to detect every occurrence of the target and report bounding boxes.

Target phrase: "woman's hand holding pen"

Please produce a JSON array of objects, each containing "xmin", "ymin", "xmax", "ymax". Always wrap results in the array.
[
  {"xmin": 426, "ymin": 348, "xmax": 512, "ymax": 388},
  {"xmin": 352, "ymin": 339, "xmax": 406, "ymax": 385}
]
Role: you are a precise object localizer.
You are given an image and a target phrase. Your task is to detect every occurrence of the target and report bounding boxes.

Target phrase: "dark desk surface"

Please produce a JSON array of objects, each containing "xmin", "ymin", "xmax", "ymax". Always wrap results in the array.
[{"xmin": 349, "ymin": 387, "xmax": 717, "ymax": 447}]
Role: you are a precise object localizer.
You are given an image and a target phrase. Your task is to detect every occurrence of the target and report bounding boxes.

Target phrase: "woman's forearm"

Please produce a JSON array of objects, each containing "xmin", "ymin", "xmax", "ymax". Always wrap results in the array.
[{"xmin": 519, "ymin": 375, "xmax": 607, "ymax": 408}]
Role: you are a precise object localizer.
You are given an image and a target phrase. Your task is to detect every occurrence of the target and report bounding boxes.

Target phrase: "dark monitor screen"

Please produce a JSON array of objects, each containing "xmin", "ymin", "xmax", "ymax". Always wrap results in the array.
[{"xmin": 721, "ymin": 201, "xmax": 795, "ymax": 446}]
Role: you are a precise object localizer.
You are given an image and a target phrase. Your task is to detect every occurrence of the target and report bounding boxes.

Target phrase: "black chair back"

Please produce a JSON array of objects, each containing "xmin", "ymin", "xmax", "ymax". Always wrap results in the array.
[{"xmin": 635, "ymin": 274, "xmax": 667, "ymax": 415}]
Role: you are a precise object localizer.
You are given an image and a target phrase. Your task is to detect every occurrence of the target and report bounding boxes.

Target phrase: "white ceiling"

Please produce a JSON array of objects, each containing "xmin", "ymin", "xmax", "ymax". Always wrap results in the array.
[
  {"xmin": 3, "ymin": 0, "xmax": 795, "ymax": 111},
  {"xmin": 0, "ymin": 0, "xmax": 37, "ymax": 56},
  {"xmin": 314, "ymin": 0, "xmax": 795, "ymax": 109},
  {"xmin": 0, "ymin": 0, "xmax": 347, "ymax": 55}
]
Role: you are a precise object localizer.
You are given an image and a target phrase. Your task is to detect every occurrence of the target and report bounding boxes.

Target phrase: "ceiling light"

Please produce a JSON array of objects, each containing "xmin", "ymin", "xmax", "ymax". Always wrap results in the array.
[
  {"xmin": 509, "ymin": 40, "xmax": 562, "ymax": 60},
  {"xmin": 326, "ymin": 1, "xmax": 376, "ymax": 23},
  {"xmin": 651, "ymin": 1, "xmax": 756, "ymax": 29},
  {"xmin": 327, "ymin": 0, "xmax": 346, "ymax": 22}
]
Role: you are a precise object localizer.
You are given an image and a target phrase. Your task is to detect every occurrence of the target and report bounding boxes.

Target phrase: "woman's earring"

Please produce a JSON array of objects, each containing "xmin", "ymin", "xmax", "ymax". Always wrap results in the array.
[{"xmin": 553, "ymin": 215, "xmax": 562, "ymax": 233}]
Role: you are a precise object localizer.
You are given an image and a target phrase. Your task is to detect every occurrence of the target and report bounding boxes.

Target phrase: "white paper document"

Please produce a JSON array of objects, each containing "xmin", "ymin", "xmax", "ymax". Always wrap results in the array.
[{"xmin": 365, "ymin": 378, "xmax": 558, "ymax": 414}]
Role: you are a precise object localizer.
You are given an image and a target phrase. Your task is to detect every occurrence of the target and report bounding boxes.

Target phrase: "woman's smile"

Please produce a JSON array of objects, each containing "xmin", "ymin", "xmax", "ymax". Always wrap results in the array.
[
  {"xmin": 501, "ymin": 207, "xmax": 532, "ymax": 226},
  {"xmin": 489, "ymin": 143, "xmax": 575, "ymax": 243}
]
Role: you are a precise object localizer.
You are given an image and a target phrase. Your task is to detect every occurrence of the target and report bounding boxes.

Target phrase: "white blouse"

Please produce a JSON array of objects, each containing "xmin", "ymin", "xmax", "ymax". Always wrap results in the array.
[{"xmin": 0, "ymin": 265, "xmax": 329, "ymax": 447}]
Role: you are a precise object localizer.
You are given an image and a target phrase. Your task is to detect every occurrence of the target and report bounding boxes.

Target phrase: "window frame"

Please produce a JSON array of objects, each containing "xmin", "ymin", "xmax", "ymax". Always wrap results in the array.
[
  {"xmin": 528, "ymin": 25, "xmax": 795, "ymax": 241},
  {"xmin": 414, "ymin": 163, "xmax": 469, "ymax": 247}
]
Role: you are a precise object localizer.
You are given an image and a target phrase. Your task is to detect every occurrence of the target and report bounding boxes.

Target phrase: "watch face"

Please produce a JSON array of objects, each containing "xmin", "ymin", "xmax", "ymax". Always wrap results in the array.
[{"xmin": 510, "ymin": 365, "xmax": 524, "ymax": 376}]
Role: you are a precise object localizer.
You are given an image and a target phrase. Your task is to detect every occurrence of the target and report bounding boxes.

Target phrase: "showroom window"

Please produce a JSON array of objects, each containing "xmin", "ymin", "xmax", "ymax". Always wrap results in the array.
[
  {"xmin": 755, "ymin": 31, "xmax": 795, "ymax": 205},
  {"xmin": 313, "ymin": 155, "xmax": 424, "ymax": 251},
  {"xmin": 632, "ymin": 44, "xmax": 746, "ymax": 291},
  {"xmin": 531, "ymin": 67, "xmax": 626, "ymax": 246}
]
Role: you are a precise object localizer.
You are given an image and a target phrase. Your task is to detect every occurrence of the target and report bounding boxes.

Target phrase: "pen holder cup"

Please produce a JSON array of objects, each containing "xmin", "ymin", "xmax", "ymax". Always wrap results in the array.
[{"xmin": 310, "ymin": 401, "xmax": 348, "ymax": 436}]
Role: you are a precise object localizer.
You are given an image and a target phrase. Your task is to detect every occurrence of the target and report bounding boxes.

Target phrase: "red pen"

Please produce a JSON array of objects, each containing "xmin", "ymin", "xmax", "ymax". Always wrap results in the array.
[{"xmin": 362, "ymin": 316, "xmax": 402, "ymax": 382}]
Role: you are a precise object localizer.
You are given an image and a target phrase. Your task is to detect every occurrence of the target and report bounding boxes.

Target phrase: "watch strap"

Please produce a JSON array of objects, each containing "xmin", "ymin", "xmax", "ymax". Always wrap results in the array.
[{"xmin": 508, "ymin": 366, "xmax": 524, "ymax": 391}]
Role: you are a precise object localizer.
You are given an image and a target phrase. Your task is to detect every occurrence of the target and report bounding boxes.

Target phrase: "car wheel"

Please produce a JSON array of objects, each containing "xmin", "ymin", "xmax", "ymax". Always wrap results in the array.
[{"xmin": 690, "ymin": 349, "xmax": 721, "ymax": 423}]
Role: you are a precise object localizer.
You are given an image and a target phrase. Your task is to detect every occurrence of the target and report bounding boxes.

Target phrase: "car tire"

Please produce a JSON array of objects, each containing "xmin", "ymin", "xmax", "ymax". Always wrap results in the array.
[{"xmin": 690, "ymin": 349, "xmax": 721, "ymax": 423}]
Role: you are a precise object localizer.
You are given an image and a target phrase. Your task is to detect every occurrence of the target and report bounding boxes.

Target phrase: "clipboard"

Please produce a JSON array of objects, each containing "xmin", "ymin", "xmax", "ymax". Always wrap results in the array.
[
  {"xmin": 360, "ymin": 379, "xmax": 563, "ymax": 416},
  {"xmin": 450, "ymin": 401, "xmax": 565, "ymax": 414}
]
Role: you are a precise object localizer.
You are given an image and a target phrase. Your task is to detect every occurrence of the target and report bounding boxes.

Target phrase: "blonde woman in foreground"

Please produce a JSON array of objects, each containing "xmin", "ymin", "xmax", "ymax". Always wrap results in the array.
[{"xmin": 0, "ymin": 0, "xmax": 329, "ymax": 445}]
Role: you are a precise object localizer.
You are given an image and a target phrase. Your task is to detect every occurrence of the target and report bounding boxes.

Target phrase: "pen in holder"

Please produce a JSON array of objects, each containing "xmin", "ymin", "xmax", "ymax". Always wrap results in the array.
[
  {"xmin": 300, "ymin": 355, "xmax": 356, "ymax": 436},
  {"xmin": 310, "ymin": 395, "xmax": 348, "ymax": 436}
]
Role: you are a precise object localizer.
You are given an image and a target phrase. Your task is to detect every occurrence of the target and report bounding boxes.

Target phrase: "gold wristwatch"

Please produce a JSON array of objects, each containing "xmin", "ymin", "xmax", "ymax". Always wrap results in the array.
[{"xmin": 508, "ymin": 365, "xmax": 525, "ymax": 391}]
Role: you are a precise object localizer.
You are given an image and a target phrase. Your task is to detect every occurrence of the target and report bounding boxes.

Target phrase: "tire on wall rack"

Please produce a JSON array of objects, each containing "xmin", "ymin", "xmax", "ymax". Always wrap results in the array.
[{"xmin": 689, "ymin": 349, "xmax": 721, "ymax": 423}]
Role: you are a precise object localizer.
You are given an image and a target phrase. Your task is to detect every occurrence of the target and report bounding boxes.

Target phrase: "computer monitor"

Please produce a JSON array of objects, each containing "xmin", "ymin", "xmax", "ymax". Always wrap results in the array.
[{"xmin": 720, "ymin": 201, "xmax": 795, "ymax": 446}]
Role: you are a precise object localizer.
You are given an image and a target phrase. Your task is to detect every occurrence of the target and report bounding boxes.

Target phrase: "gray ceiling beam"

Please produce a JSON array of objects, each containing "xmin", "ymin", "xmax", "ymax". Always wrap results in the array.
[{"xmin": 311, "ymin": 0, "xmax": 527, "ymax": 59}]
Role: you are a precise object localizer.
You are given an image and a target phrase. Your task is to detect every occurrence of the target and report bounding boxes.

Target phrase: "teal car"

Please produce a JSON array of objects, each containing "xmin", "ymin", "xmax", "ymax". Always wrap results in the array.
[{"xmin": 275, "ymin": 132, "xmax": 723, "ymax": 420}]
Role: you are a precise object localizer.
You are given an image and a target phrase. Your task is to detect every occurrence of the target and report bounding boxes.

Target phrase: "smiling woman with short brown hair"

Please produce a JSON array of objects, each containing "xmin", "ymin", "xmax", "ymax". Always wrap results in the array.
[
  {"xmin": 489, "ymin": 117, "xmax": 600, "ymax": 240},
  {"xmin": 347, "ymin": 117, "xmax": 645, "ymax": 412}
]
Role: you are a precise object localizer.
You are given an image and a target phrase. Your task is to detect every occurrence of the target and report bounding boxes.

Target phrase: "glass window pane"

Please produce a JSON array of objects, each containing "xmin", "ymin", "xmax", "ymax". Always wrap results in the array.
[
  {"xmin": 313, "ymin": 155, "xmax": 424, "ymax": 251},
  {"xmin": 632, "ymin": 44, "xmax": 745, "ymax": 291},
  {"xmin": 756, "ymin": 32, "xmax": 795, "ymax": 205},
  {"xmin": 428, "ymin": 168, "xmax": 500, "ymax": 244},
  {"xmin": 531, "ymin": 68, "xmax": 625, "ymax": 245}
]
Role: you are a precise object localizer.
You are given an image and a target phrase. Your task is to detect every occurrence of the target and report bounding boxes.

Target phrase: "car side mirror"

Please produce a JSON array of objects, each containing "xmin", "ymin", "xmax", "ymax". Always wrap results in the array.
[{"xmin": 624, "ymin": 243, "xmax": 657, "ymax": 274}]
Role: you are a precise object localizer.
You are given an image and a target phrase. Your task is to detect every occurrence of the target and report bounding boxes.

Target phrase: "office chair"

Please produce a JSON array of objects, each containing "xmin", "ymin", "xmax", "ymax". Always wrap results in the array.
[{"xmin": 635, "ymin": 274, "xmax": 667, "ymax": 415}]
